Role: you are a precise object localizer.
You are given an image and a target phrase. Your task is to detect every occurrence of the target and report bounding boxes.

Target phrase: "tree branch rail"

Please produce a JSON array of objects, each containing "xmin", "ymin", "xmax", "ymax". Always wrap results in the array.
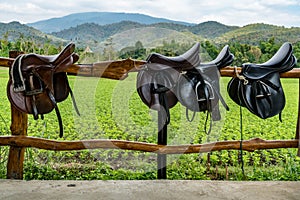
[{"xmin": 0, "ymin": 136, "xmax": 298, "ymax": 154}]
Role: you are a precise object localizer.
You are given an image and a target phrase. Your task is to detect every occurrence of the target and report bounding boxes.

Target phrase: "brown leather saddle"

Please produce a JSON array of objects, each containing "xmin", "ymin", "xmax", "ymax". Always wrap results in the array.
[
  {"xmin": 136, "ymin": 43, "xmax": 200, "ymax": 124},
  {"xmin": 7, "ymin": 42, "xmax": 80, "ymax": 137},
  {"xmin": 227, "ymin": 42, "xmax": 297, "ymax": 120}
]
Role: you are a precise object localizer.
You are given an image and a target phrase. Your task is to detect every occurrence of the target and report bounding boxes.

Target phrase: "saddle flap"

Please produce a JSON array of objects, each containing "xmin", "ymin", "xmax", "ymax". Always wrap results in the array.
[
  {"xmin": 136, "ymin": 68, "xmax": 179, "ymax": 111},
  {"xmin": 176, "ymin": 69, "xmax": 217, "ymax": 111},
  {"xmin": 53, "ymin": 73, "xmax": 70, "ymax": 102}
]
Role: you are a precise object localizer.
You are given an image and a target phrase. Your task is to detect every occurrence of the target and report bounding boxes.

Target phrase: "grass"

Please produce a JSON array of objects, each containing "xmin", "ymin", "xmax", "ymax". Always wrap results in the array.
[{"xmin": 0, "ymin": 68, "xmax": 300, "ymax": 180}]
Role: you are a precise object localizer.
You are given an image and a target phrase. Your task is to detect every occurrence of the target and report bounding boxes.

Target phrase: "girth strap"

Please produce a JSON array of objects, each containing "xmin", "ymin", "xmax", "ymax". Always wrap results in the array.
[
  {"xmin": 151, "ymin": 72, "xmax": 175, "ymax": 125},
  {"xmin": 69, "ymin": 87, "xmax": 80, "ymax": 116},
  {"xmin": 65, "ymin": 77, "xmax": 80, "ymax": 116},
  {"xmin": 48, "ymin": 90, "xmax": 64, "ymax": 138}
]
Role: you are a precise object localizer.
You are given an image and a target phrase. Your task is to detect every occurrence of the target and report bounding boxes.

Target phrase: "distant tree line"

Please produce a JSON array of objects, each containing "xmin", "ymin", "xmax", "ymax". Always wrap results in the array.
[{"xmin": 1, "ymin": 36, "xmax": 299, "ymax": 68}]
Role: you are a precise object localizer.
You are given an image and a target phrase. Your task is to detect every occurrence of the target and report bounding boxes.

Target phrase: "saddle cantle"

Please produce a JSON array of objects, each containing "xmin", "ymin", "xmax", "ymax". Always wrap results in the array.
[
  {"xmin": 7, "ymin": 42, "xmax": 80, "ymax": 137},
  {"xmin": 136, "ymin": 43, "xmax": 200, "ymax": 124},
  {"xmin": 199, "ymin": 45, "xmax": 235, "ymax": 69},
  {"xmin": 227, "ymin": 42, "xmax": 297, "ymax": 119},
  {"xmin": 175, "ymin": 45, "xmax": 233, "ymax": 122}
]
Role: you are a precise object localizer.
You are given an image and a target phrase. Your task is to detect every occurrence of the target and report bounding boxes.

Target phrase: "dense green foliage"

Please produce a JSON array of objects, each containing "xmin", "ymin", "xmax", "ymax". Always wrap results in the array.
[
  {"xmin": 1, "ymin": 27, "xmax": 300, "ymax": 180},
  {"xmin": 0, "ymin": 70, "xmax": 299, "ymax": 180},
  {"xmin": 0, "ymin": 22, "xmax": 65, "ymax": 47},
  {"xmin": 217, "ymin": 23, "xmax": 300, "ymax": 46},
  {"xmin": 190, "ymin": 21, "xmax": 238, "ymax": 38}
]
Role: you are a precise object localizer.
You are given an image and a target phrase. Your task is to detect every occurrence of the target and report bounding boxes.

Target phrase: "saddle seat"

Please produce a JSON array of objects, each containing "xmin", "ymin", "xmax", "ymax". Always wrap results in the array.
[
  {"xmin": 242, "ymin": 42, "xmax": 296, "ymax": 79},
  {"xmin": 19, "ymin": 43, "xmax": 79, "ymax": 74},
  {"xmin": 146, "ymin": 43, "xmax": 200, "ymax": 70}
]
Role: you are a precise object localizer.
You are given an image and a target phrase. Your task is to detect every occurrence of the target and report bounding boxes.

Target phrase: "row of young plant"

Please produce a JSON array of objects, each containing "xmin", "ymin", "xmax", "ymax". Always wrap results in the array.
[{"xmin": 0, "ymin": 69, "xmax": 299, "ymax": 180}]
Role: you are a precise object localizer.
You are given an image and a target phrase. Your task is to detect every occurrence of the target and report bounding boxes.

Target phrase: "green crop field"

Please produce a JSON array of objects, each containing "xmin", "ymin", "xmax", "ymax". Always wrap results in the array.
[{"xmin": 0, "ymin": 68, "xmax": 299, "ymax": 180}]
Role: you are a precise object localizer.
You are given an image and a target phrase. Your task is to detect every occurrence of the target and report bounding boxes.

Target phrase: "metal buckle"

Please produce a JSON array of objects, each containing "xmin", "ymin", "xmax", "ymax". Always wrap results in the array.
[
  {"xmin": 25, "ymin": 74, "xmax": 44, "ymax": 96},
  {"xmin": 234, "ymin": 66, "xmax": 248, "ymax": 85}
]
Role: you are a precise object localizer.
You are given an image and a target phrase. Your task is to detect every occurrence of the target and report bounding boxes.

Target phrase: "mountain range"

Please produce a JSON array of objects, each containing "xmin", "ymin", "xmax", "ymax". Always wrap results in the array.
[
  {"xmin": 1, "ymin": 12, "xmax": 300, "ymax": 52},
  {"xmin": 27, "ymin": 12, "xmax": 194, "ymax": 33}
]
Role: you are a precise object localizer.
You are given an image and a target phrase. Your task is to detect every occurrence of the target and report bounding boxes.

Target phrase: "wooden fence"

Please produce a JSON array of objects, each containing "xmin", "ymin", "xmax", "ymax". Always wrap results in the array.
[{"xmin": 0, "ymin": 56, "xmax": 299, "ymax": 179}]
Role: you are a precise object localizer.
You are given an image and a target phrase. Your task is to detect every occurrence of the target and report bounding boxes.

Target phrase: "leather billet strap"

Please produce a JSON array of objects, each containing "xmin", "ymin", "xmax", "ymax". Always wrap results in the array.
[{"xmin": 28, "ymin": 74, "xmax": 40, "ymax": 120}]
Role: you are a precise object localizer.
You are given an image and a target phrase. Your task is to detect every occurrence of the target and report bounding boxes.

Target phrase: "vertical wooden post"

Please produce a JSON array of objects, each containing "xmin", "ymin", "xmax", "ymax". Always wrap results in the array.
[
  {"xmin": 296, "ymin": 79, "xmax": 300, "ymax": 156},
  {"xmin": 157, "ymin": 110, "xmax": 167, "ymax": 179},
  {"xmin": 7, "ymin": 51, "xmax": 28, "ymax": 179}
]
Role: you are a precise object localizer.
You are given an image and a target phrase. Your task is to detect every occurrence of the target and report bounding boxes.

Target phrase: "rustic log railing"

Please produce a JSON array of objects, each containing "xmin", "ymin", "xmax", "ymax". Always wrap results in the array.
[
  {"xmin": 0, "ymin": 56, "xmax": 299, "ymax": 179},
  {"xmin": 0, "ymin": 136, "xmax": 298, "ymax": 153}
]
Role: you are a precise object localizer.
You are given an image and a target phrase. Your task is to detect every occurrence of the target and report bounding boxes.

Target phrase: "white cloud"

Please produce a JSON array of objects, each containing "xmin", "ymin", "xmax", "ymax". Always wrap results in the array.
[
  {"xmin": 0, "ymin": 0, "xmax": 299, "ymax": 27},
  {"xmin": 260, "ymin": 0, "xmax": 299, "ymax": 5}
]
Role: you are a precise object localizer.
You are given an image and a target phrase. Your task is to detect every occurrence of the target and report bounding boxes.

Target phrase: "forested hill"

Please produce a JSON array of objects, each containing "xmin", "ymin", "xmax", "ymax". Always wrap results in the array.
[
  {"xmin": 51, "ymin": 20, "xmax": 300, "ymax": 50},
  {"xmin": 216, "ymin": 23, "xmax": 300, "ymax": 45},
  {"xmin": 1, "ymin": 19, "xmax": 300, "ymax": 53},
  {"xmin": 0, "ymin": 21, "xmax": 65, "ymax": 45},
  {"xmin": 51, "ymin": 20, "xmax": 239, "ymax": 41}
]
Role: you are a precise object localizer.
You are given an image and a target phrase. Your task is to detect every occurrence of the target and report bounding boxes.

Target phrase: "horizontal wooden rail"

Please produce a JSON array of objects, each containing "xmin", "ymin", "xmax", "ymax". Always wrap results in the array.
[
  {"xmin": 0, "ymin": 136, "xmax": 298, "ymax": 154},
  {"xmin": 1, "ymin": 57, "xmax": 300, "ymax": 79},
  {"xmin": 0, "ymin": 57, "xmax": 146, "ymax": 80},
  {"xmin": 220, "ymin": 66, "xmax": 300, "ymax": 78}
]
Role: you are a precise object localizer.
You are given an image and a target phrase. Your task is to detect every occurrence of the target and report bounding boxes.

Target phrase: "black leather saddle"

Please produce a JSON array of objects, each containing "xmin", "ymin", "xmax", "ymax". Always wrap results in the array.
[
  {"xmin": 137, "ymin": 42, "xmax": 200, "ymax": 113},
  {"xmin": 227, "ymin": 42, "xmax": 297, "ymax": 119},
  {"xmin": 176, "ymin": 45, "xmax": 233, "ymax": 122},
  {"xmin": 7, "ymin": 42, "xmax": 80, "ymax": 137},
  {"xmin": 137, "ymin": 43, "xmax": 233, "ymax": 128}
]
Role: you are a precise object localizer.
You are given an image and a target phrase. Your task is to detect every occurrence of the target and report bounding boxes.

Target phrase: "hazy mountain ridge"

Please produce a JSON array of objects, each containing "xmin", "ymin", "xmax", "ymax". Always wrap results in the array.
[
  {"xmin": 51, "ymin": 21, "xmax": 145, "ymax": 42},
  {"xmin": 27, "ymin": 12, "xmax": 194, "ymax": 33},
  {"xmin": 50, "ymin": 20, "xmax": 238, "ymax": 51}
]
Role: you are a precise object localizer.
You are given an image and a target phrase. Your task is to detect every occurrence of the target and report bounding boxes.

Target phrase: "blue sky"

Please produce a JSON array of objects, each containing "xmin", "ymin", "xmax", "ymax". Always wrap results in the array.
[{"xmin": 0, "ymin": 0, "xmax": 300, "ymax": 27}]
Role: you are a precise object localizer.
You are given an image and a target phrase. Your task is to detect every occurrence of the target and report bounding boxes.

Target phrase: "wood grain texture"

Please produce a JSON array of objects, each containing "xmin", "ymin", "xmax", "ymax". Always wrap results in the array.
[
  {"xmin": 0, "ymin": 136, "xmax": 298, "ymax": 154},
  {"xmin": 2, "ymin": 57, "xmax": 300, "ymax": 79},
  {"xmin": 7, "ymin": 77, "xmax": 28, "ymax": 179}
]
